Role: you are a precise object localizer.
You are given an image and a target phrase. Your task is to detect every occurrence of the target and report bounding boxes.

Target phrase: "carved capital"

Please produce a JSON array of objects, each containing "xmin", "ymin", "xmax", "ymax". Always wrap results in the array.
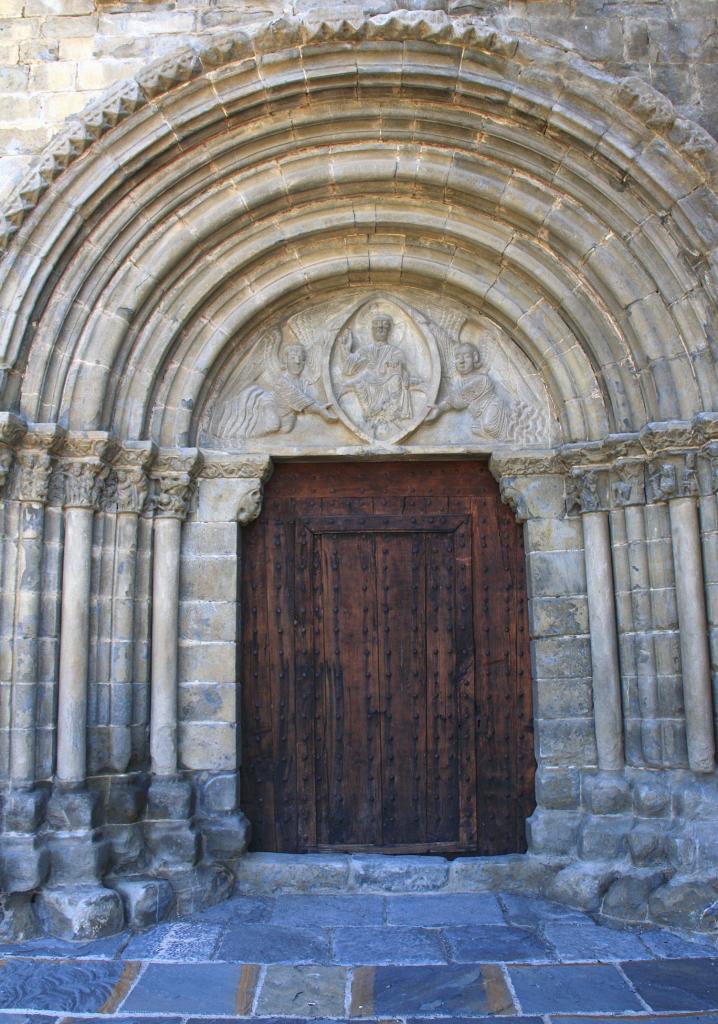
[
  {"xmin": 63, "ymin": 459, "xmax": 107, "ymax": 509},
  {"xmin": 568, "ymin": 468, "xmax": 609, "ymax": 514},
  {"xmin": 152, "ymin": 473, "xmax": 194, "ymax": 520},
  {"xmin": 0, "ymin": 447, "xmax": 14, "ymax": 493},
  {"xmin": 611, "ymin": 461, "xmax": 646, "ymax": 507},
  {"xmin": 646, "ymin": 454, "xmax": 698, "ymax": 503},
  {"xmin": 200, "ymin": 453, "xmax": 273, "ymax": 482},
  {"xmin": 150, "ymin": 447, "xmax": 201, "ymax": 520},
  {"xmin": 113, "ymin": 440, "xmax": 156, "ymax": 514},
  {"xmin": 16, "ymin": 450, "xmax": 53, "ymax": 504},
  {"xmin": 115, "ymin": 466, "xmax": 149, "ymax": 514}
]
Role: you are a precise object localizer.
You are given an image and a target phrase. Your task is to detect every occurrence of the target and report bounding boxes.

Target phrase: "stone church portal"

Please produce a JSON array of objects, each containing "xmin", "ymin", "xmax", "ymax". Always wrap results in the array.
[{"xmin": 0, "ymin": 7, "xmax": 718, "ymax": 940}]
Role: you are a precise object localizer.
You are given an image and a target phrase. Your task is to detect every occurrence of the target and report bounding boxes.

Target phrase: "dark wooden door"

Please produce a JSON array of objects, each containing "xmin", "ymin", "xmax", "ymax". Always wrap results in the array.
[{"xmin": 240, "ymin": 461, "xmax": 534, "ymax": 856}]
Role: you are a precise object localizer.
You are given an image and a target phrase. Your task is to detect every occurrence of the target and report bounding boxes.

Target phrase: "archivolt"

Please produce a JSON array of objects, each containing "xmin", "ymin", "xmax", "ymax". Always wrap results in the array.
[{"xmin": 1, "ymin": 11, "xmax": 717, "ymax": 444}]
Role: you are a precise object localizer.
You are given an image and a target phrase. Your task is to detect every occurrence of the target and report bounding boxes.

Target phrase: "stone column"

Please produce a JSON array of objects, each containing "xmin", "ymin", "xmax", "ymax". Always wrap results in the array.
[
  {"xmin": 144, "ymin": 450, "xmax": 201, "ymax": 874},
  {"xmin": 610, "ymin": 460, "xmax": 663, "ymax": 766},
  {"xmin": 108, "ymin": 444, "xmax": 154, "ymax": 773},
  {"xmin": 39, "ymin": 433, "xmax": 124, "ymax": 941},
  {"xmin": 571, "ymin": 468, "xmax": 624, "ymax": 772},
  {"xmin": 56, "ymin": 457, "xmax": 108, "ymax": 785},
  {"xmin": 648, "ymin": 456, "xmax": 715, "ymax": 773}
]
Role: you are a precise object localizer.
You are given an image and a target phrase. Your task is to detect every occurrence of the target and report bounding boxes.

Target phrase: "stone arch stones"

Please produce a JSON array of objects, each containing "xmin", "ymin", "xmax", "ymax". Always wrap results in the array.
[{"xmin": 1, "ymin": 11, "xmax": 718, "ymax": 939}]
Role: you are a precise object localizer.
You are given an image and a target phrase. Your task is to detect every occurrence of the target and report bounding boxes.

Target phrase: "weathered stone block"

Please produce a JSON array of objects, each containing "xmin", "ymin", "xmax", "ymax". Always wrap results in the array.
[
  {"xmin": 171, "ymin": 862, "xmax": 235, "ymax": 917},
  {"xmin": 529, "ymin": 596, "xmax": 589, "ymax": 638},
  {"xmin": 532, "ymin": 637, "xmax": 592, "ymax": 679},
  {"xmin": 36, "ymin": 885, "xmax": 124, "ymax": 941},
  {"xmin": 106, "ymin": 823, "xmax": 146, "ymax": 873},
  {"xmin": 146, "ymin": 777, "xmax": 193, "ymax": 820},
  {"xmin": 1, "ymin": 833, "xmax": 49, "ymax": 892},
  {"xmin": 350, "ymin": 854, "xmax": 449, "ymax": 892},
  {"xmin": 633, "ymin": 778, "xmax": 670, "ymax": 817},
  {"xmin": 528, "ymin": 551, "xmax": 586, "ymax": 599},
  {"xmin": 535, "ymin": 676, "xmax": 593, "ymax": 719},
  {"xmin": 179, "ymin": 722, "xmax": 237, "ymax": 770},
  {"xmin": 48, "ymin": 833, "xmax": 110, "ymax": 885},
  {"xmin": 45, "ymin": 787, "xmax": 100, "ymax": 830},
  {"xmin": 111, "ymin": 876, "xmax": 174, "ymax": 930},
  {"xmin": 144, "ymin": 819, "xmax": 200, "ymax": 872},
  {"xmin": 649, "ymin": 877, "xmax": 718, "ymax": 931},
  {"xmin": 104, "ymin": 777, "xmax": 146, "ymax": 824},
  {"xmin": 535, "ymin": 765, "xmax": 581, "ymax": 810},
  {"xmin": 601, "ymin": 870, "xmax": 670, "ymax": 924},
  {"xmin": 2, "ymin": 787, "xmax": 47, "ymax": 832},
  {"xmin": 235, "ymin": 852, "xmax": 350, "ymax": 893},
  {"xmin": 583, "ymin": 773, "xmax": 631, "ymax": 814},
  {"xmin": 198, "ymin": 771, "xmax": 238, "ymax": 814},
  {"xmin": 448, "ymin": 854, "xmax": 558, "ymax": 895},
  {"xmin": 0, "ymin": 893, "xmax": 39, "ymax": 942},
  {"xmin": 628, "ymin": 824, "xmax": 668, "ymax": 866},
  {"xmin": 526, "ymin": 809, "xmax": 581, "ymax": 855},
  {"xmin": 579, "ymin": 816, "xmax": 631, "ymax": 861},
  {"xmin": 199, "ymin": 811, "xmax": 251, "ymax": 860},
  {"xmin": 547, "ymin": 862, "xmax": 618, "ymax": 912},
  {"xmin": 536, "ymin": 718, "xmax": 597, "ymax": 765}
]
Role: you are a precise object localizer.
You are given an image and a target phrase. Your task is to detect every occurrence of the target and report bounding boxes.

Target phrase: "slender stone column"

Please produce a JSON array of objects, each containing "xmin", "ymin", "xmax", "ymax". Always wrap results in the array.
[
  {"xmin": 647, "ymin": 456, "xmax": 715, "ymax": 773},
  {"xmin": 11, "ymin": 446, "xmax": 53, "ymax": 786},
  {"xmin": 150, "ymin": 472, "xmax": 195, "ymax": 777},
  {"xmin": 56, "ymin": 458, "xmax": 108, "ymax": 785},
  {"xmin": 658, "ymin": 455, "xmax": 714, "ymax": 772},
  {"xmin": 108, "ymin": 445, "xmax": 154, "ymax": 773},
  {"xmin": 145, "ymin": 450, "xmax": 201, "ymax": 874},
  {"xmin": 573, "ymin": 469, "xmax": 624, "ymax": 771}
]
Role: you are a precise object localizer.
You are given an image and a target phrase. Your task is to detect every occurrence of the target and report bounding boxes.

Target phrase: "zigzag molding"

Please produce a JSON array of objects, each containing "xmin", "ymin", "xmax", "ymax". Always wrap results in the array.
[{"xmin": 0, "ymin": 9, "xmax": 716, "ymax": 252}]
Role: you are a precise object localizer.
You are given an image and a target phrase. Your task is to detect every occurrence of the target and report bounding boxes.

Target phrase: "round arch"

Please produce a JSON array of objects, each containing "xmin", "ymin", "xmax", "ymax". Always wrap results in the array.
[{"xmin": 0, "ymin": 11, "xmax": 715, "ymax": 444}]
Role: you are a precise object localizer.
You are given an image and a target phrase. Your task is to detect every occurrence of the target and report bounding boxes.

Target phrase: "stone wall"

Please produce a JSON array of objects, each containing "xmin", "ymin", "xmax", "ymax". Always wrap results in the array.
[{"xmin": 1, "ymin": 0, "xmax": 717, "ymax": 201}]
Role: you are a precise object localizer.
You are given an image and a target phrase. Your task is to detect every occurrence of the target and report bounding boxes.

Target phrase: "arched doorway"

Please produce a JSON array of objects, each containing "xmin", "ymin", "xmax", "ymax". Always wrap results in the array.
[{"xmin": 241, "ymin": 460, "xmax": 534, "ymax": 855}]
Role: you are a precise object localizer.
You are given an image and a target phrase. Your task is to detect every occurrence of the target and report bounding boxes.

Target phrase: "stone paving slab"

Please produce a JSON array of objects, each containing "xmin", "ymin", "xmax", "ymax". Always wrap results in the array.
[
  {"xmin": 385, "ymin": 894, "xmax": 504, "ymax": 927},
  {"xmin": 0, "ymin": 892, "xmax": 717, "ymax": 1020},
  {"xmin": 332, "ymin": 926, "xmax": 447, "ymax": 965},
  {"xmin": 121, "ymin": 962, "xmax": 260, "ymax": 1015},
  {"xmin": 0, "ymin": 959, "xmax": 136, "ymax": 1014},
  {"xmin": 445, "ymin": 923, "xmax": 553, "ymax": 962},
  {"xmin": 350, "ymin": 963, "xmax": 515, "ymax": 1016},
  {"xmin": 507, "ymin": 963, "xmax": 645, "ymax": 1014},
  {"xmin": 622, "ymin": 958, "xmax": 718, "ymax": 1012}
]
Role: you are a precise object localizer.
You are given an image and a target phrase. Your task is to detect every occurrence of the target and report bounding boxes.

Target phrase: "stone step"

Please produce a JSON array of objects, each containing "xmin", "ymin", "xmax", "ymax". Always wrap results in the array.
[{"xmin": 234, "ymin": 851, "xmax": 560, "ymax": 895}]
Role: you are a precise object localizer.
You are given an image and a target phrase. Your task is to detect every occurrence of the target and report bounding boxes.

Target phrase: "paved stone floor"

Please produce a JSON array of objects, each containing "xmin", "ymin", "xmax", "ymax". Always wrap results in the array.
[{"xmin": 1, "ymin": 893, "xmax": 718, "ymax": 1022}]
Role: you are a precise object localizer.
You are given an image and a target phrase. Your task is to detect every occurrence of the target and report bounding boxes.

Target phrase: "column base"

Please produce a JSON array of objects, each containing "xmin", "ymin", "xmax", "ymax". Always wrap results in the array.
[
  {"xmin": 1, "ymin": 833, "xmax": 50, "ymax": 892},
  {"xmin": 170, "ymin": 862, "xmax": 234, "ymax": 917},
  {"xmin": 197, "ymin": 811, "xmax": 251, "ymax": 862},
  {"xmin": 144, "ymin": 777, "xmax": 200, "ymax": 872},
  {"xmin": 45, "ymin": 786, "xmax": 111, "ymax": 886},
  {"xmin": 0, "ymin": 892, "xmax": 40, "ymax": 942},
  {"xmin": 36, "ymin": 884, "xmax": 124, "ymax": 941},
  {"xmin": 109, "ymin": 876, "xmax": 175, "ymax": 930}
]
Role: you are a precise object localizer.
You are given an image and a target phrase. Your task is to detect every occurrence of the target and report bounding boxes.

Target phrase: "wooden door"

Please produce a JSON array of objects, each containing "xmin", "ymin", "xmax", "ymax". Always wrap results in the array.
[{"xmin": 240, "ymin": 461, "xmax": 535, "ymax": 856}]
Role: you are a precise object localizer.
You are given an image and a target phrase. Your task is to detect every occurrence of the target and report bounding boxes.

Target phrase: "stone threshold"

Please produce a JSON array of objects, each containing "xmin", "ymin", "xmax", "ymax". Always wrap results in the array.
[{"xmin": 234, "ymin": 851, "xmax": 561, "ymax": 895}]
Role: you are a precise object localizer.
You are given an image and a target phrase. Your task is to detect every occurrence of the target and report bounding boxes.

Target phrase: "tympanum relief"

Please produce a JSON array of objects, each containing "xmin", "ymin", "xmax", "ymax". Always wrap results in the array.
[{"xmin": 200, "ymin": 292, "xmax": 558, "ymax": 452}]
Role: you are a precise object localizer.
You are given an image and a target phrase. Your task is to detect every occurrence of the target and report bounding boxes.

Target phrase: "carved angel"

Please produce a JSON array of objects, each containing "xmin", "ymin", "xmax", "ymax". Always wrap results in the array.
[
  {"xmin": 210, "ymin": 327, "xmax": 336, "ymax": 442},
  {"xmin": 425, "ymin": 315, "xmax": 544, "ymax": 445}
]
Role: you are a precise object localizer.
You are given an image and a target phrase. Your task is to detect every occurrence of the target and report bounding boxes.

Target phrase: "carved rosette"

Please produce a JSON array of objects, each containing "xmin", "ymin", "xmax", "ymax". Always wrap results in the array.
[{"xmin": 63, "ymin": 459, "xmax": 108, "ymax": 509}]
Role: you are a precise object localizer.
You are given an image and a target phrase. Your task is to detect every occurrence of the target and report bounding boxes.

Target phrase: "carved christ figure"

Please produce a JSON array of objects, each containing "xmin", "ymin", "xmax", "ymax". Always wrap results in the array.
[
  {"xmin": 214, "ymin": 343, "xmax": 337, "ymax": 441},
  {"xmin": 337, "ymin": 313, "xmax": 416, "ymax": 436},
  {"xmin": 428, "ymin": 341, "xmax": 511, "ymax": 440}
]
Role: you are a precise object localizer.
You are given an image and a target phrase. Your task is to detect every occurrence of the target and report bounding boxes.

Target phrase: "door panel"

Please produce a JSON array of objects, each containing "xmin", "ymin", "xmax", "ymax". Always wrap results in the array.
[{"xmin": 240, "ymin": 461, "xmax": 535, "ymax": 856}]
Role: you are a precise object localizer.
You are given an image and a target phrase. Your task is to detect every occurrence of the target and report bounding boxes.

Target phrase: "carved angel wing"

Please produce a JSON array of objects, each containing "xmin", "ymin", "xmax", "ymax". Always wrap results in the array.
[
  {"xmin": 261, "ymin": 326, "xmax": 284, "ymax": 377},
  {"xmin": 417, "ymin": 308, "xmax": 465, "ymax": 379},
  {"xmin": 285, "ymin": 312, "xmax": 324, "ymax": 383}
]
